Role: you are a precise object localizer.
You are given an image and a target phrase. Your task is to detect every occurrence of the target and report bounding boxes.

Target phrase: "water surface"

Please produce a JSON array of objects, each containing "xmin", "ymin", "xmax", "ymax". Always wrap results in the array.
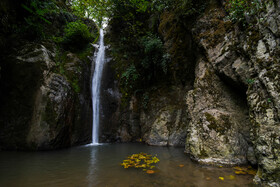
[{"xmin": 0, "ymin": 143, "xmax": 256, "ymax": 187}]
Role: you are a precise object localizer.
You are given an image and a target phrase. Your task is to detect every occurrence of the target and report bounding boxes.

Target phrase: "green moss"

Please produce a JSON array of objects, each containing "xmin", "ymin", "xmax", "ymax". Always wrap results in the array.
[
  {"xmin": 53, "ymin": 46, "xmax": 88, "ymax": 94},
  {"xmin": 198, "ymin": 148, "xmax": 209, "ymax": 158},
  {"xmin": 197, "ymin": 11, "xmax": 232, "ymax": 48},
  {"xmin": 246, "ymin": 27, "xmax": 262, "ymax": 53},
  {"xmin": 60, "ymin": 21, "xmax": 95, "ymax": 51},
  {"xmin": 76, "ymin": 44, "xmax": 94, "ymax": 63},
  {"xmin": 71, "ymin": 78, "xmax": 80, "ymax": 93},
  {"xmin": 205, "ymin": 113, "xmax": 231, "ymax": 135}
]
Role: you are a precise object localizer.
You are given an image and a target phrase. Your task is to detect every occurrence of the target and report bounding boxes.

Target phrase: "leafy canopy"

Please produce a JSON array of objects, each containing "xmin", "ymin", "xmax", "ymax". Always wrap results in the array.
[{"xmin": 70, "ymin": 0, "xmax": 112, "ymax": 26}]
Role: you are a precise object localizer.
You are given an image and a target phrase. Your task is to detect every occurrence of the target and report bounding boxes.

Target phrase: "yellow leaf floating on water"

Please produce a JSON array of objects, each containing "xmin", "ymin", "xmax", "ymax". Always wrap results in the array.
[
  {"xmin": 247, "ymin": 169, "xmax": 257, "ymax": 175},
  {"xmin": 120, "ymin": 152, "xmax": 160, "ymax": 173},
  {"xmin": 233, "ymin": 166, "xmax": 257, "ymax": 175},
  {"xmin": 146, "ymin": 170, "xmax": 155, "ymax": 174},
  {"xmin": 227, "ymin": 175, "xmax": 235, "ymax": 180},
  {"xmin": 233, "ymin": 166, "xmax": 244, "ymax": 171},
  {"xmin": 235, "ymin": 170, "xmax": 247, "ymax": 175},
  {"xmin": 219, "ymin": 177, "xmax": 224, "ymax": 181}
]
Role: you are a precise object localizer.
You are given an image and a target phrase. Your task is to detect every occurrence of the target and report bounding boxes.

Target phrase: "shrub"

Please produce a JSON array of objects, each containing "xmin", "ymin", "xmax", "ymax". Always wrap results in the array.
[
  {"xmin": 61, "ymin": 21, "xmax": 93, "ymax": 50},
  {"xmin": 225, "ymin": 0, "xmax": 261, "ymax": 24},
  {"xmin": 121, "ymin": 64, "xmax": 139, "ymax": 90},
  {"xmin": 140, "ymin": 34, "xmax": 169, "ymax": 75}
]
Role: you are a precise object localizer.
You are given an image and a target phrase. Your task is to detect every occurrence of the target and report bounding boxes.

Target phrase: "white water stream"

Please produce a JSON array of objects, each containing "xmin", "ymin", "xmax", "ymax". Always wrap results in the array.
[{"xmin": 91, "ymin": 29, "xmax": 105, "ymax": 144}]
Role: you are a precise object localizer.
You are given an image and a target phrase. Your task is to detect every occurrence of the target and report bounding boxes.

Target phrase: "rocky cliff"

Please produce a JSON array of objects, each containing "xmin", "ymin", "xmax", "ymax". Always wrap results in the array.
[
  {"xmin": 0, "ymin": 42, "xmax": 93, "ymax": 150},
  {"xmin": 189, "ymin": 1, "xmax": 280, "ymax": 185},
  {"xmin": 0, "ymin": 0, "xmax": 95, "ymax": 150}
]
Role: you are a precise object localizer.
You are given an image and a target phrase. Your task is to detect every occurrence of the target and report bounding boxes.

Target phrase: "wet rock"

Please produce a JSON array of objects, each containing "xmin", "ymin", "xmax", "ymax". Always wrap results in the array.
[
  {"xmin": 185, "ymin": 58, "xmax": 251, "ymax": 165},
  {"xmin": 192, "ymin": 1, "xmax": 280, "ymax": 185},
  {"xmin": 0, "ymin": 43, "xmax": 92, "ymax": 150},
  {"xmin": 141, "ymin": 87, "xmax": 189, "ymax": 147}
]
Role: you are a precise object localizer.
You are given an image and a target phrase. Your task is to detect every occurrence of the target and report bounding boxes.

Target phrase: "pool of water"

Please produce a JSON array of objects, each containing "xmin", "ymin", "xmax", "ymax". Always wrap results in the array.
[{"xmin": 0, "ymin": 143, "xmax": 256, "ymax": 187}]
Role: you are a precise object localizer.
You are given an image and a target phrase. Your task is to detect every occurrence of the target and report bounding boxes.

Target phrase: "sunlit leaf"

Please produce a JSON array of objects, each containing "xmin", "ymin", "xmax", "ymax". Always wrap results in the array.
[{"xmin": 219, "ymin": 177, "xmax": 224, "ymax": 181}]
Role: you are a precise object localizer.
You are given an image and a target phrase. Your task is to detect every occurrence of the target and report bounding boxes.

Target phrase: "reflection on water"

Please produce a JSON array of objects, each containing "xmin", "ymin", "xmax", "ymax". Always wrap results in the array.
[
  {"xmin": 0, "ymin": 143, "xmax": 257, "ymax": 187},
  {"xmin": 87, "ymin": 145, "xmax": 97, "ymax": 187}
]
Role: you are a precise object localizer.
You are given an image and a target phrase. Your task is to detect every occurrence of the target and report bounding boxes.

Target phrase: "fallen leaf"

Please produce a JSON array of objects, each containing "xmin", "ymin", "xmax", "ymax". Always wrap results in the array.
[
  {"xmin": 179, "ymin": 164, "xmax": 184, "ymax": 168},
  {"xmin": 206, "ymin": 177, "xmax": 211, "ymax": 180},
  {"xmin": 234, "ymin": 166, "xmax": 244, "ymax": 171},
  {"xmin": 219, "ymin": 177, "xmax": 224, "ymax": 181},
  {"xmin": 247, "ymin": 169, "xmax": 257, "ymax": 175},
  {"xmin": 146, "ymin": 170, "xmax": 155, "ymax": 174},
  {"xmin": 235, "ymin": 171, "xmax": 247, "ymax": 175},
  {"xmin": 227, "ymin": 175, "xmax": 235, "ymax": 180}
]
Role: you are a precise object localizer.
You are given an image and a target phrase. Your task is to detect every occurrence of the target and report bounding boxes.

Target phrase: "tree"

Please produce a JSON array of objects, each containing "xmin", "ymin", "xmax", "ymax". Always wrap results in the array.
[{"xmin": 70, "ymin": 0, "xmax": 112, "ymax": 26}]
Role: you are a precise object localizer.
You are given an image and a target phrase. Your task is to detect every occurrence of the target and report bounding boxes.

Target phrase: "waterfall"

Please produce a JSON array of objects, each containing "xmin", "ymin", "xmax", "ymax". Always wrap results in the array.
[{"xmin": 91, "ymin": 28, "xmax": 105, "ymax": 144}]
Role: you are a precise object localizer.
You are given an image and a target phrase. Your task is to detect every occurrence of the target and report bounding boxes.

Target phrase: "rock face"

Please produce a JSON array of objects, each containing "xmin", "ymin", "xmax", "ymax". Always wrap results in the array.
[
  {"xmin": 0, "ymin": 43, "xmax": 92, "ymax": 150},
  {"xmin": 140, "ymin": 87, "xmax": 189, "ymax": 147},
  {"xmin": 99, "ymin": 57, "xmax": 123, "ymax": 143},
  {"xmin": 185, "ymin": 57, "xmax": 252, "ymax": 165},
  {"xmin": 187, "ymin": 1, "xmax": 280, "ymax": 185},
  {"xmin": 104, "ymin": 85, "xmax": 189, "ymax": 147}
]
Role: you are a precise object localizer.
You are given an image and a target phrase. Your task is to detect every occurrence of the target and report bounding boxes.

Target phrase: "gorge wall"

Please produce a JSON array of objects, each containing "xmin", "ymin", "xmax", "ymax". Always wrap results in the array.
[
  {"xmin": 0, "ymin": 0, "xmax": 94, "ymax": 150},
  {"xmin": 0, "ymin": 43, "xmax": 93, "ymax": 150}
]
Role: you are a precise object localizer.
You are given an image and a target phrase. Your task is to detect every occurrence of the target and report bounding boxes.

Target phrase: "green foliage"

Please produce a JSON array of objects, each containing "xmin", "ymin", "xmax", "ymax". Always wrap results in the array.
[
  {"xmin": 21, "ymin": 1, "xmax": 53, "ymax": 24},
  {"xmin": 71, "ymin": 78, "xmax": 81, "ymax": 93},
  {"xmin": 141, "ymin": 92, "xmax": 149, "ymax": 109},
  {"xmin": 225, "ymin": 0, "xmax": 261, "ymax": 24},
  {"xmin": 61, "ymin": 21, "xmax": 94, "ymax": 50},
  {"xmin": 121, "ymin": 64, "xmax": 139, "ymax": 89},
  {"xmin": 125, "ymin": 0, "xmax": 150, "ymax": 13},
  {"xmin": 246, "ymin": 79, "xmax": 255, "ymax": 84},
  {"xmin": 140, "ymin": 34, "xmax": 169, "ymax": 74},
  {"xmin": 70, "ymin": 0, "xmax": 112, "ymax": 26},
  {"xmin": 19, "ymin": 0, "xmax": 76, "ymax": 40},
  {"xmin": 108, "ymin": 0, "xmax": 205, "ymax": 106},
  {"xmin": 152, "ymin": 0, "xmax": 207, "ymax": 16},
  {"xmin": 20, "ymin": 0, "xmax": 57, "ymax": 39},
  {"xmin": 151, "ymin": 0, "xmax": 173, "ymax": 11},
  {"xmin": 114, "ymin": 33, "xmax": 169, "ymax": 100},
  {"xmin": 267, "ymin": 98, "xmax": 272, "ymax": 103},
  {"xmin": 54, "ymin": 48, "xmax": 82, "ymax": 93}
]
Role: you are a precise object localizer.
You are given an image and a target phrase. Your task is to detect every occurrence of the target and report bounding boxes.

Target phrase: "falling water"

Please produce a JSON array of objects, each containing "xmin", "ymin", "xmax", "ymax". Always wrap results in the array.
[{"xmin": 91, "ymin": 28, "xmax": 105, "ymax": 144}]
